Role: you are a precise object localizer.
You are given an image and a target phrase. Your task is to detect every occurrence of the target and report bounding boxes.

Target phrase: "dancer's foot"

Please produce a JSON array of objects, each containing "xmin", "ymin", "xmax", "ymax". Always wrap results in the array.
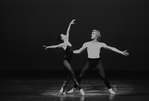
[
  {"xmin": 109, "ymin": 88, "xmax": 116, "ymax": 94},
  {"xmin": 79, "ymin": 88, "xmax": 85, "ymax": 96},
  {"xmin": 67, "ymin": 87, "xmax": 76, "ymax": 93},
  {"xmin": 60, "ymin": 87, "xmax": 66, "ymax": 95}
]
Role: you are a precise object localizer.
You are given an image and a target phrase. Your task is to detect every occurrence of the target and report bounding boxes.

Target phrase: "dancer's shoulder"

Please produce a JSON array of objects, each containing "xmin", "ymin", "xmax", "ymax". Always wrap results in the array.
[
  {"xmin": 98, "ymin": 41, "xmax": 105, "ymax": 44},
  {"xmin": 83, "ymin": 41, "xmax": 91, "ymax": 45},
  {"xmin": 98, "ymin": 42, "xmax": 107, "ymax": 46}
]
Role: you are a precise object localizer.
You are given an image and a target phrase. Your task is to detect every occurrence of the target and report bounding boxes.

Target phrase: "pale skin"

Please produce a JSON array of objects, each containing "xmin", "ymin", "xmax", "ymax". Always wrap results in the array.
[
  {"xmin": 43, "ymin": 19, "xmax": 75, "ymax": 50},
  {"xmin": 73, "ymin": 31, "xmax": 129, "ymax": 58}
]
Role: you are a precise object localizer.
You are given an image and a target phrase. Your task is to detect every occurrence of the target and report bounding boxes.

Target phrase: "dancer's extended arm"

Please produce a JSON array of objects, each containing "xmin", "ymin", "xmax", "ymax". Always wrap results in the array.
[
  {"xmin": 102, "ymin": 43, "xmax": 129, "ymax": 56},
  {"xmin": 73, "ymin": 43, "xmax": 87, "ymax": 54},
  {"xmin": 66, "ymin": 19, "xmax": 75, "ymax": 41},
  {"xmin": 43, "ymin": 43, "xmax": 64, "ymax": 50}
]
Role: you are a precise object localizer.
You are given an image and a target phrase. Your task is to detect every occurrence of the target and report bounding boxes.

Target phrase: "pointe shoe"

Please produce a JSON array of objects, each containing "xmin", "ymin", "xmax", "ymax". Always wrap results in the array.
[
  {"xmin": 80, "ymin": 89, "xmax": 85, "ymax": 96},
  {"xmin": 109, "ymin": 88, "xmax": 116, "ymax": 95},
  {"xmin": 61, "ymin": 92, "xmax": 66, "ymax": 95},
  {"xmin": 67, "ymin": 87, "xmax": 76, "ymax": 93},
  {"xmin": 60, "ymin": 87, "xmax": 66, "ymax": 95},
  {"xmin": 60, "ymin": 87, "xmax": 64, "ymax": 93}
]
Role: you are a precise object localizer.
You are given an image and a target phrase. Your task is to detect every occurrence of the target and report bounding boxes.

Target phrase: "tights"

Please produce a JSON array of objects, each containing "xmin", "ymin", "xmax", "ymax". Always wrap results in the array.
[
  {"xmin": 61, "ymin": 60, "xmax": 81, "ymax": 90},
  {"xmin": 74, "ymin": 58, "xmax": 111, "ymax": 89}
]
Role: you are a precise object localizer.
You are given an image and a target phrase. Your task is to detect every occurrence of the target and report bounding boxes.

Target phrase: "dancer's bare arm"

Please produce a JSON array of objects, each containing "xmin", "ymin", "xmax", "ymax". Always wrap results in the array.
[
  {"xmin": 43, "ymin": 43, "xmax": 64, "ymax": 50},
  {"xmin": 73, "ymin": 43, "xmax": 87, "ymax": 54},
  {"xmin": 66, "ymin": 19, "xmax": 75, "ymax": 41},
  {"xmin": 102, "ymin": 43, "xmax": 129, "ymax": 56}
]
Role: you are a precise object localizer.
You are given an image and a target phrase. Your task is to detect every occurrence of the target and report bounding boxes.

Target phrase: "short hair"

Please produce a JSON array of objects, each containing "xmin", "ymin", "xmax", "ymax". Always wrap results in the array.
[
  {"xmin": 93, "ymin": 29, "xmax": 101, "ymax": 41},
  {"xmin": 57, "ymin": 34, "xmax": 64, "ymax": 43}
]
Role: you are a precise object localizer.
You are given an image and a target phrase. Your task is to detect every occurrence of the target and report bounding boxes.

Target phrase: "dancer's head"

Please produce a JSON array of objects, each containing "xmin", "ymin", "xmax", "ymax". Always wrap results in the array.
[
  {"xmin": 57, "ymin": 34, "xmax": 67, "ymax": 43},
  {"xmin": 91, "ymin": 29, "xmax": 101, "ymax": 41}
]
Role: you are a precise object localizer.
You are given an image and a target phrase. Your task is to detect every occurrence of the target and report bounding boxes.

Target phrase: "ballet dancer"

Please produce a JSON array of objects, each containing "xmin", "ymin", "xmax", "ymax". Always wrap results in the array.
[
  {"xmin": 43, "ymin": 19, "xmax": 85, "ymax": 96},
  {"xmin": 68, "ymin": 29, "xmax": 129, "ymax": 94}
]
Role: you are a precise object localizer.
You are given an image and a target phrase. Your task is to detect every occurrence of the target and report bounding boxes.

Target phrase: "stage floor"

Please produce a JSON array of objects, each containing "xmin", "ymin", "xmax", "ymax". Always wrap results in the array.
[{"xmin": 0, "ymin": 74, "xmax": 149, "ymax": 101}]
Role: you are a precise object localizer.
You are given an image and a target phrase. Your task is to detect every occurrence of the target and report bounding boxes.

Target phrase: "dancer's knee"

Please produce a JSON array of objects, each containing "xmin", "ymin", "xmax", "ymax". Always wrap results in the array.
[{"xmin": 99, "ymin": 72, "xmax": 105, "ymax": 78}]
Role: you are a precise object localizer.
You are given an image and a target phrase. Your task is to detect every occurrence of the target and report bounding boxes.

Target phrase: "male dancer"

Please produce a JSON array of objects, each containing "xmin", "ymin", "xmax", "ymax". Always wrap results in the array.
[{"xmin": 68, "ymin": 29, "xmax": 129, "ymax": 94}]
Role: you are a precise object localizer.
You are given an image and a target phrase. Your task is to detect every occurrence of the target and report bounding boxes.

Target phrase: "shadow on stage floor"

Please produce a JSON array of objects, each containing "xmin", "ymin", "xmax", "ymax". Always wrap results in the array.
[{"xmin": 0, "ymin": 70, "xmax": 149, "ymax": 101}]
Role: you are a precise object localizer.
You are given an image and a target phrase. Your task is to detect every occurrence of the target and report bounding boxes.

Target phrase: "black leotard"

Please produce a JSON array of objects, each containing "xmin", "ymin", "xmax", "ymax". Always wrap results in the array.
[
  {"xmin": 63, "ymin": 45, "xmax": 73, "ymax": 62},
  {"xmin": 62, "ymin": 45, "xmax": 82, "ymax": 90}
]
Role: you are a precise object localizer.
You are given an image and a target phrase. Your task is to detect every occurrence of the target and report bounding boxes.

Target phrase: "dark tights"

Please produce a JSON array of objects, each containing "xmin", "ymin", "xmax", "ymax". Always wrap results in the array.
[
  {"xmin": 62, "ymin": 60, "xmax": 81, "ymax": 90},
  {"xmin": 74, "ymin": 58, "xmax": 111, "ymax": 89}
]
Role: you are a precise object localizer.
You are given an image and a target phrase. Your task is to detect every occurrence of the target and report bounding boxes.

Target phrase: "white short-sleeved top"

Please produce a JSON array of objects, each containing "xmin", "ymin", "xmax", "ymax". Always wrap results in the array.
[{"xmin": 83, "ymin": 41, "xmax": 107, "ymax": 59}]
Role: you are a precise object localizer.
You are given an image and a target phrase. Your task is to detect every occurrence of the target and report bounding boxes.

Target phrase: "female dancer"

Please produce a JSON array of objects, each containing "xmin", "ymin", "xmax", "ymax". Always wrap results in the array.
[{"xmin": 43, "ymin": 19, "xmax": 85, "ymax": 95}]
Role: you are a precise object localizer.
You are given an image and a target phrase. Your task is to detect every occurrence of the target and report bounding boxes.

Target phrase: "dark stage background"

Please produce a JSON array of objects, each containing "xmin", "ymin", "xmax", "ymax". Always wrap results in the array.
[{"xmin": 0, "ymin": 0, "xmax": 149, "ymax": 76}]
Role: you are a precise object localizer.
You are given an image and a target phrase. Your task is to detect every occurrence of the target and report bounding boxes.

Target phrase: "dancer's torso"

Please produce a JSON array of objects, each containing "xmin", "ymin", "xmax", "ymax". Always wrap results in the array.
[
  {"xmin": 85, "ymin": 41, "xmax": 105, "ymax": 59},
  {"xmin": 63, "ymin": 45, "xmax": 73, "ymax": 62}
]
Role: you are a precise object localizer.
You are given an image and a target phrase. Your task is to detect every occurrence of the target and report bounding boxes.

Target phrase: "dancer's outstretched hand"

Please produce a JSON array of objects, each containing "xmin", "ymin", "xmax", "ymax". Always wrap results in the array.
[
  {"xmin": 43, "ymin": 45, "xmax": 47, "ymax": 50},
  {"xmin": 123, "ymin": 50, "xmax": 129, "ymax": 56},
  {"xmin": 70, "ymin": 19, "xmax": 75, "ymax": 24}
]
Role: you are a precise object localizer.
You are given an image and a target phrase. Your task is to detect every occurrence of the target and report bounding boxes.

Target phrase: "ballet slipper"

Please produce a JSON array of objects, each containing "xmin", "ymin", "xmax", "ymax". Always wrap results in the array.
[
  {"xmin": 67, "ymin": 87, "xmax": 76, "ymax": 93},
  {"xmin": 60, "ymin": 87, "xmax": 66, "ymax": 95},
  {"xmin": 80, "ymin": 88, "xmax": 85, "ymax": 96},
  {"xmin": 109, "ymin": 88, "xmax": 116, "ymax": 94}
]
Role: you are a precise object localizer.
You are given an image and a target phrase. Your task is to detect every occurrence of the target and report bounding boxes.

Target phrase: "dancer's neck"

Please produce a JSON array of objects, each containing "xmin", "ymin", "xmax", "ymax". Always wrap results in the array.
[{"xmin": 92, "ymin": 39, "xmax": 98, "ymax": 43}]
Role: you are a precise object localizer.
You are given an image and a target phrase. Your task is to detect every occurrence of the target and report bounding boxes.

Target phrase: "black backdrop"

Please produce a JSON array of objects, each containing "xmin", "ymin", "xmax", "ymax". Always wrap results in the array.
[{"xmin": 1, "ymin": 0, "xmax": 149, "ymax": 71}]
